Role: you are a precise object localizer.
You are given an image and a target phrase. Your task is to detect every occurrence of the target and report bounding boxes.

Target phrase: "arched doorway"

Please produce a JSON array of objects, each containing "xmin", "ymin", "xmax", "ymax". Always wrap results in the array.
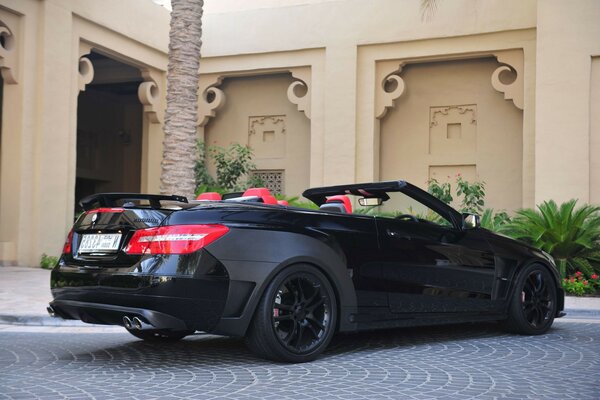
[{"xmin": 75, "ymin": 51, "xmax": 143, "ymax": 209}]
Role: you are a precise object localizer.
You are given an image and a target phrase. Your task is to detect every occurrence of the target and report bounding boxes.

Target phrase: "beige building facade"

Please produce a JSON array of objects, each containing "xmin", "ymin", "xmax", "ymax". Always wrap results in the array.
[{"xmin": 0, "ymin": 0, "xmax": 599, "ymax": 266}]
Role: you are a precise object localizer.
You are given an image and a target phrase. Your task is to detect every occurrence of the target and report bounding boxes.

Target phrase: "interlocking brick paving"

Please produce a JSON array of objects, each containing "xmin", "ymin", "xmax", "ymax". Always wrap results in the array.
[{"xmin": 0, "ymin": 320, "xmax": 598, "ymax": 399}]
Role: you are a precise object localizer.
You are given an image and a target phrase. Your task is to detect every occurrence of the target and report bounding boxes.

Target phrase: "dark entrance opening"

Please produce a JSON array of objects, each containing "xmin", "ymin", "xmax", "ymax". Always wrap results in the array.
[{"xmin": 75, "ymin": 51, "xmax": 143, "ymax": 211}]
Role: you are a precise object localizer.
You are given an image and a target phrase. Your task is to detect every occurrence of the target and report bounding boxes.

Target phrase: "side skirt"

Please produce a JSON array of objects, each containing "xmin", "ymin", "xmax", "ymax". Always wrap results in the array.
[{"xmin": 354, "ymin": 308, "xmax": 506, "ymax": 331}]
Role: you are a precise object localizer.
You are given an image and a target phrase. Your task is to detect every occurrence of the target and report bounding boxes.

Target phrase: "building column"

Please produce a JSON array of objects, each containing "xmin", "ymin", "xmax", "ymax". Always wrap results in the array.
[{"xmin": 323, "ymin": 45, "xmax": 357, "ymax": 185}]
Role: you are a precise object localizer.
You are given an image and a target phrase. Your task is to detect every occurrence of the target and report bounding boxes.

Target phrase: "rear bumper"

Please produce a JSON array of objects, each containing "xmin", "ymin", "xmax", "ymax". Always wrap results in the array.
[
  {"xmin": 50, "ymin": 252, "xmax": 230, "ymax": 332},
  {"xmin": 49, "ymin": 299, "xmax": 189, "ymax": 331}
]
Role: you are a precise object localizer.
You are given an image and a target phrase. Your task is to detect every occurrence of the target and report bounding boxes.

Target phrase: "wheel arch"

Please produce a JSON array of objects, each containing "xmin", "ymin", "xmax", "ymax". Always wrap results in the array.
[
  {"xmin": 207, "ymin": 229, "xmax": 358, "ymax": 337},
  {"xmin": 505, "ymin": 258, "xmax": 564, "ymax": 316}
]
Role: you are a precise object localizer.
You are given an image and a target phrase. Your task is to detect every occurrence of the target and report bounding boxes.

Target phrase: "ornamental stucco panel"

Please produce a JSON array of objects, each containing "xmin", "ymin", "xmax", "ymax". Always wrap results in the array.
[
  {"xmin": 248, "ymin": 115, "xmax": 286, "ymax": 159},
  {"xmin": 429, "ymin": 105, "xmax": 477, "ymax": 156}
]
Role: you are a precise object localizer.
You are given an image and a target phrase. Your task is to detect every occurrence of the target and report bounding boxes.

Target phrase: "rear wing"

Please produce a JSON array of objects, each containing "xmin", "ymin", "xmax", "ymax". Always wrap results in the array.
[{"xmin": 79, "ymin": 193, "xmax": 188, "ymax": 211}]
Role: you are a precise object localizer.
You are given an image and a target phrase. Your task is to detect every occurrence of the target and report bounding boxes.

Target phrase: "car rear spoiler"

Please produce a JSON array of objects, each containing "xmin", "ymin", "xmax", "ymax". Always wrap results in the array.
[{"xmin": 79, "ymin": 193, "xmax": 188, "ymax": 211}]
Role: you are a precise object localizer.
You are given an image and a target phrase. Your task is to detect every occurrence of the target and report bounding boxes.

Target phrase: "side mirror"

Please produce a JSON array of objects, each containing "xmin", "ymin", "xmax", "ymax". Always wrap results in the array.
[
  {"xmin": 358, "ymin": 197, "xmax": 383, "ymax": 206},
  {"xmin": 462, "ymin": 213, "xmax": 480, "ymax": 229}
]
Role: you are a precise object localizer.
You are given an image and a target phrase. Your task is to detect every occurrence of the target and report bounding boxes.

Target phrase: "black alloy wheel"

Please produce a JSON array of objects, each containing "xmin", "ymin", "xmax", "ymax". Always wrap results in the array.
[
  {"xmin": 521, "ymin": 270, "xmax": 553, "ymax": 328},
  {"xmin": 246, "ymin": 264, "xmax": 337, "ymax": 363},
  {"xmin": 272, "ymin": 274, "xmax": 331, "ymax": 354},
  {"xmin": 505, "ymin": 264, "xmax": 557, "ymax": 335}
]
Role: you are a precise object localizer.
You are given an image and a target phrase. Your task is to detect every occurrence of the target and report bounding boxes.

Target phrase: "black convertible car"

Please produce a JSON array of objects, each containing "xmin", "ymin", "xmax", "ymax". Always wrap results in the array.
[{"xmin": 49, "ymin": 180, "xmax": 564, "ymax": 362}]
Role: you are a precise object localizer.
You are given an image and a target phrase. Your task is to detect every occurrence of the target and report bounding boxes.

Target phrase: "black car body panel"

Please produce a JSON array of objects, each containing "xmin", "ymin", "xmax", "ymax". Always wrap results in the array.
[{"xmin": 50, "ymin": 181, "xmax": 564, "ymax": 340}]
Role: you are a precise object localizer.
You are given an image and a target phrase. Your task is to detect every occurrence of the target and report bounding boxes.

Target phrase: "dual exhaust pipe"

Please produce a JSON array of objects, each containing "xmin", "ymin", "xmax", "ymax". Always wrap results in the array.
[{"xmin": 123, "ymin": 316, "xmax": 152, "ymax": 330}]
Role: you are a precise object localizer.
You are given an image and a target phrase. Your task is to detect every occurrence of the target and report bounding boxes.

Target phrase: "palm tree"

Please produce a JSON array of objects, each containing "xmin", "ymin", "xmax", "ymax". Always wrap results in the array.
[
  {"xmin": 501, "ymin": 200, "xmax": 600, "ymax": 277},
  {"xmin": 160, "ymin": 0, "xmax": 204, "ymax": 199}
]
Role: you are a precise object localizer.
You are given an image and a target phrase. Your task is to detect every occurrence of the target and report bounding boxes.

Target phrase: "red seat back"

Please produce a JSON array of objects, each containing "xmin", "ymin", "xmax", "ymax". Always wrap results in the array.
[
  {"xmin": 243, "ymin": 188, "xmax": 278, "ymax": 205},
  {"xmin": 326, "ymin": 195, "xmax": 352, "ymax": 213},
  {"xmin": 196, "ymin": 192, "xmax": 222, "ymax": 201}
]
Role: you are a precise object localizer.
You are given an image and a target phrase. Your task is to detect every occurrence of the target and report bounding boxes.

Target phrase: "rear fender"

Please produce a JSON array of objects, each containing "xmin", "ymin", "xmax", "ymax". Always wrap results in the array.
[{"xmin": 205, "ymin": 228, "xmax": 358, "ymax": 336}]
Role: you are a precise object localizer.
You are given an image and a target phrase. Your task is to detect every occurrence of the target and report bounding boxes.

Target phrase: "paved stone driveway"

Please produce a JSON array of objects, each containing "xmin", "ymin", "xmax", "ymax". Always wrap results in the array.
[{"xmin": 1, "ymin": 320, "xmax": 598, "ymax": 400}]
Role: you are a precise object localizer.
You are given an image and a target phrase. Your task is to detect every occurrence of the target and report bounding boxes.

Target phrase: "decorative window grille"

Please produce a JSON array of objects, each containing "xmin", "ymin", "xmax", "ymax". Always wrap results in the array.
[{"xmin": 252, "ymin": 170, "xmax": 285, "ymax": 195}]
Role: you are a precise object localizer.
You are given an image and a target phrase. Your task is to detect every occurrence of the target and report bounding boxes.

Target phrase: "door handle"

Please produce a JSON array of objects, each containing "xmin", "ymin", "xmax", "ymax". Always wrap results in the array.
[{"xmin": 386, "ymin": 229, "xmax": 411, "ymax": 240}]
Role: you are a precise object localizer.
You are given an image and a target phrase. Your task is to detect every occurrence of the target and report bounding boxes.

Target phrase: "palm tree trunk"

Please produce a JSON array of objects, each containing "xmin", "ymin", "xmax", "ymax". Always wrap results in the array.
[{"xmin": 160, "ymin": 0, "xmax": 204, "ymax": 199}]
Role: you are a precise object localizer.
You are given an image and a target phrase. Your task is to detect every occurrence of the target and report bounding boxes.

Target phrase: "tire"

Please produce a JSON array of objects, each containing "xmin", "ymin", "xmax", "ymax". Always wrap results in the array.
[
  {"xmin": 126, "ymin": 329, "xmax": 194, "ymax": 342},
  {"xmin": 505, "ymin": 264, "xmax": 557, "ymax": 335},
  {"xmin": 245, "ymin": 264, "xmax": 338, "ymax": 363}
]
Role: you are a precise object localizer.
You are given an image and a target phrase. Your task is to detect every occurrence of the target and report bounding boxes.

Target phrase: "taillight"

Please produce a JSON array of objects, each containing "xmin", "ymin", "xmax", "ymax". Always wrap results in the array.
[
  {"xmin": 124, "ymin": 224, "xmax": 229, "ymax": 255},
  {"xmin": 62, "ymin": 229, "xmax": 74, "ymax": 255}
]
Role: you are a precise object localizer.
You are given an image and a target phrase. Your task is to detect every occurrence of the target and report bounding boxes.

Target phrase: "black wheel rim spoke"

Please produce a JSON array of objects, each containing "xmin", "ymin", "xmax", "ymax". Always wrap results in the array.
[
  {"xmin": 307, "ymin": 316, "xmax": 325, "ymax": 331},
  {"xmin": 272, "ymin": 273, "xmax": 331, "ymax": 354}
]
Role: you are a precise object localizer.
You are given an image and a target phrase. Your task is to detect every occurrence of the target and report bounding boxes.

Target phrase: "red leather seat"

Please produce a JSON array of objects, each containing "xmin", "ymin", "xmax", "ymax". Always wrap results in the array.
[
  {"xmin": 196, "ymin": 192, "xmax": 222, "ymax": 201},
  {"xmin": 277, "ymin": 200, "xmax": 289, "ymax": 206},
  {"xmin": 243, "ymin": 188, "xmax": 278, "ymax": 205},
  {"xmin": 325, "ymin": 195, "xmax": 352, "ymax": 213}
]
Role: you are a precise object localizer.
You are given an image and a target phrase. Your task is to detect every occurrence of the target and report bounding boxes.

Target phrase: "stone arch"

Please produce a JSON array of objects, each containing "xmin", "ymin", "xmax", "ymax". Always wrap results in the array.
[
  {"xmin": 377, "ymin": 55, "xmax": 524, "ymax": 211},
  {"xmin": 199, "ymin": 70, "xmax": 312, "ymax": 197}
]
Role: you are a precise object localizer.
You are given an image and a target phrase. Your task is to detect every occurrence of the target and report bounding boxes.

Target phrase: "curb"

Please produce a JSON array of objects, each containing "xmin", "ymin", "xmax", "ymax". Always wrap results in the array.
[{"xmin": 2, "ymin": 309, "xmax": 599, "ymax": 327}]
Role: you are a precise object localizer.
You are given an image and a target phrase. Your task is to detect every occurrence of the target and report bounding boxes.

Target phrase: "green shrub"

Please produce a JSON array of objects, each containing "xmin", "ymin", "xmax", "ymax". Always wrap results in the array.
[
  {"xmin": 456, "ymin": 176, "xmax": 485, "ymax": 214},
  {"xmin": 562, "ymin": 272, "xmax": 598, "ymax": 296},
  {"xmin": 427, "ymin": 179, "xmax": 453, "ymax": 205},
  {"xmin": 501, "ymin": 200, "xmax": 600, "ymax": 277},
  {"xmin": 194, "ymin": 141, "xmax": 216, "ymax": 189},
  {"xmin": 195, "ymin": 141, "xmax": 264, "ymax": 194},
  {"xmin": 427, "ymin": 175, "xmax": 486, "ymax": 214},
  {"xmin": 40, "ymin": 253, "xmax": 58, "ymax": 270}
]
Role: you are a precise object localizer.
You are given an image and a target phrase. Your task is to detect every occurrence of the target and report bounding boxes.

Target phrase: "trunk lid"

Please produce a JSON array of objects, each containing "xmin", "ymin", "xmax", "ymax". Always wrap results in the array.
[{"xmin": 65, "ymin": 193, "xmax": 189, "ymax": 266}]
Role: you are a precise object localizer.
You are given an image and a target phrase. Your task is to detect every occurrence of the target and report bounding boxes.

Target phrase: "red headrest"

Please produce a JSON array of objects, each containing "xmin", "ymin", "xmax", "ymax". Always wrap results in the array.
[
  {"xmin": 243, "ymin": 188, "xmax": 271, "ymax": 197},
  {"xmin": 243, "ymin": 188, "xmax": 278, "ymax": 205},
  {"xmin": 326, "ymin": 195, "xmax": 352, "ymax": 213},
  {"xmin": 196, "ymin": 192, "xmax": 222, "ymax": 201}
]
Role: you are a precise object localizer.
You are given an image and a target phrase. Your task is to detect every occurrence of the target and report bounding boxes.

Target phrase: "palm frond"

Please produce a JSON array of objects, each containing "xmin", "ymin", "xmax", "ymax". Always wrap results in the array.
[{"xmin": 502, "ymin": 199, "xmax": 600, "ymax": 277}]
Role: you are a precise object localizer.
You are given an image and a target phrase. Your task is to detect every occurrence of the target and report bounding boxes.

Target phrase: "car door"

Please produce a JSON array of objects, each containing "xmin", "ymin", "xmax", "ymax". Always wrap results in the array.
[{"xmin": 375, "ymin": 187, "xmax": 498, "ymax": 315}]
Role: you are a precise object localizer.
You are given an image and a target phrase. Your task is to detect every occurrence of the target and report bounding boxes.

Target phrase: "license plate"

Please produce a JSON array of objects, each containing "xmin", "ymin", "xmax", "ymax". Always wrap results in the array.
[{"xmin": 79, "ymin": 233, "xmax": 122, "ymax": 253}]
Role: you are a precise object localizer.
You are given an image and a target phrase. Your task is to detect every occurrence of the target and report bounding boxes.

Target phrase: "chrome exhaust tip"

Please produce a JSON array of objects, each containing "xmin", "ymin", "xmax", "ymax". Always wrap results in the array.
[
  {"xmin": 132, "ymin": 317, "xmax": 143, "ymax": 330},
  {"xmin": 123, "ymin": 316, "xmax": 133, "ymax": 329},
  {"xmin": 46, "ymin": 306, "xmax": 56, "ymax": 317}
]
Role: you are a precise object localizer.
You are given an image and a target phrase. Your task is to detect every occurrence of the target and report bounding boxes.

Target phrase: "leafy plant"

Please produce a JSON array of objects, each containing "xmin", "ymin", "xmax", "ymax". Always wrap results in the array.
[
  {"xmin": 501, "ymin": 200, "xmax": 600, "ymax": 277},
  {"xmin": 40, "ymin": 253, "xmax": 58, "ymax": 270},
  {"xmin": 210, "ymin": 143, "xmax": 256, "ymax": 190},
  {"xmin": 427, "ymin": 179, "xmax": 453, "ymax": 205},
  {"xmin": 195, "ymin": 142, "xmax": 264, "ymax": 194},
  {"xmin": 194, "ymin": 141, "xmax": 216, "ymax": 189},
  {"xmin": 480, "ymin": 209, "xmax": 511, "ymax": 232},
  {"xmin": 427, "ymin": 176, "xmax": 485, "ymax": 214},
  {"xmin": 456, "ymin": 176, "xmax": 485, "ymax": 214}
]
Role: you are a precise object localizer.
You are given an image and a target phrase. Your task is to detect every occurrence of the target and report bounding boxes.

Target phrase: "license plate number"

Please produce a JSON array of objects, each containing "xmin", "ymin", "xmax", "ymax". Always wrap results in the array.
[{"xmin": 79, "ymin": 234, "xmax": 122, "ymax": 253}]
